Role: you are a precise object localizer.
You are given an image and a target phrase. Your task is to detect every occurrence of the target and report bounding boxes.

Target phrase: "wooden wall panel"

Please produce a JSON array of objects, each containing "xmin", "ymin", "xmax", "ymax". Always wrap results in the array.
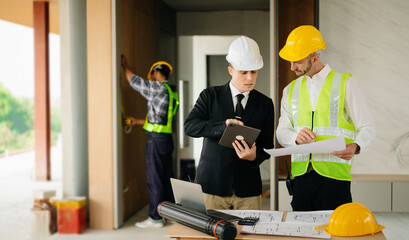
[
  {"xmin": 277, "ymin": 0, "xmax": 317, "ymax": 179},
  {"xmin": 87, "ymin": 0, "xmax": 114, "ymax": 230},
  {"xmin": 120, "ymin": 0, "xmax": 157, "ymax": 221}
]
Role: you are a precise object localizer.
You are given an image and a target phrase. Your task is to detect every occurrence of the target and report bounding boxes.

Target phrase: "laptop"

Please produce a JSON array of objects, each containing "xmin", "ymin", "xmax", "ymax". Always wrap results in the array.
[{"xmin": 170, "ymin": 178, "xmax": 242, "ymax": 221}]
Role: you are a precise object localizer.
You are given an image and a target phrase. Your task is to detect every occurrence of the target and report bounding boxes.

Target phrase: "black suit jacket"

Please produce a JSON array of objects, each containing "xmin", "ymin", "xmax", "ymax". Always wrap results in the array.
[{"xmin": 184, "ymin": 82, "xmax": 275, "ymax": 197}]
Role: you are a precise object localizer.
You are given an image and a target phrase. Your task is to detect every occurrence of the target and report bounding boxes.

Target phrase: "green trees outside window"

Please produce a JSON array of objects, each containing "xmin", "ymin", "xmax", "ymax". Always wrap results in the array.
[{"xmin": 0, "ymin": 83, "xmax": 60, "ymax": 154}]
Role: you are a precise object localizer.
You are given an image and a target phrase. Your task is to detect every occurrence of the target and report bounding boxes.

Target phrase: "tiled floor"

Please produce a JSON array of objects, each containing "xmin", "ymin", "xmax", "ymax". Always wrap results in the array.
[
  {"xmin": 2, "ymin": 148, "xmax": 409, "ymax": 240},
  {"xmin": 0, "ymin": 149, "xmax": 62, "ymax": 240}
]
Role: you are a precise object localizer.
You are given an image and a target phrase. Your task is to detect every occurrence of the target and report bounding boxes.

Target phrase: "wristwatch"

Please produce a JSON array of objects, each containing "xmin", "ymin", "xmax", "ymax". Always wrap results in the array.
[{"xmin": 355, "ymin": 144, "xmax": 361, "ymax": 154}]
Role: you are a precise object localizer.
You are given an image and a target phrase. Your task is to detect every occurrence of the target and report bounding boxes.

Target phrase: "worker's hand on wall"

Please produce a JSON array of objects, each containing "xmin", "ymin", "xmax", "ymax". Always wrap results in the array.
[
  {"xmin": 121, "ymin": 54, "xmax": 134, "ymax": 82},
  {"xmin": 121, "ymin": 54, "xmax": 128, "ymax": 69}
]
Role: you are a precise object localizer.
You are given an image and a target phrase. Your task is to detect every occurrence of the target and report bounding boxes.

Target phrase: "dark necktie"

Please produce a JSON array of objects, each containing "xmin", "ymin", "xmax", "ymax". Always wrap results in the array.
[{"xmin": 235, "ymin": 94, "xmax": 244, "ymax": 119}]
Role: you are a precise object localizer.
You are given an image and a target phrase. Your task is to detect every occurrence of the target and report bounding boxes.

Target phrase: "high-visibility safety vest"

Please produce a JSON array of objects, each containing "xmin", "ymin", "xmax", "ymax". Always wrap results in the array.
[
  {"xmin": 288, "ymin": 70, "xmax": 356, "ymax": 181},
  {"xmin": 143, "ymin": 82, "xmax": 179, "ymax": 134}
]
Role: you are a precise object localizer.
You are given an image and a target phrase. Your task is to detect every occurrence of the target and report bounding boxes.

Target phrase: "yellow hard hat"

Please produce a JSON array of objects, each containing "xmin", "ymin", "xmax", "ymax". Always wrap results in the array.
[
  {"xmin": 279, "ymin": 25, "xmax": 326, "ymax": 62},
  {"xmin": 326, "ymin": 202, "xmax": 385, "ymax": 237},
  {"xmin": 147, "ymin": 61, "xmax": 173, "ymax": 80}
]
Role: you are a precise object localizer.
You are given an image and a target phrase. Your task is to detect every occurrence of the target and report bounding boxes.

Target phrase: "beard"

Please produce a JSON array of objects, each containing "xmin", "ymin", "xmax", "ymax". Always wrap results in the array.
[{"xmin": 294, "ymin": 59, "xmax": 313, "ymax": 76}]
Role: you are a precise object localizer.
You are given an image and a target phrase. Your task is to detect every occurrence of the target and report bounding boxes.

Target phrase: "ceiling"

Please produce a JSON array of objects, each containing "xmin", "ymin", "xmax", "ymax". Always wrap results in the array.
[
  {"xmin": 162, "ymin": 0, "xmax": 270, "ymax": 12},
  {"xmin": 0, "ymin": 0, "xmax": 59, "ymax": 34}
]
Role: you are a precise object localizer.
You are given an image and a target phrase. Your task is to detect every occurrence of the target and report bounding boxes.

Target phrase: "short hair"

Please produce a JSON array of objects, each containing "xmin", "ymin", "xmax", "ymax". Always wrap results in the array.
[{"xmin": 151, "ymin": 64, "xmax": 171, "ymax": 79}]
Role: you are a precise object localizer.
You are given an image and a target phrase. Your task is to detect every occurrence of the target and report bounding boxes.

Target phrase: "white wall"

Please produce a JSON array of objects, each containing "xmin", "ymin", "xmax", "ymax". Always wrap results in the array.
[
  {"xmin": 177, "ymin": 10, "xmax": 270, "ymax": 98},
  {"xmin": 320, "ymin": 0, "xmax": 409, "ymax": 175},
  {"xmin": 177, "ymin": 10, "xmax": 272, "ymax": 180},
  {"xmin": 178, "ymin": 35, "xmax": 239, "ymax": 163}
]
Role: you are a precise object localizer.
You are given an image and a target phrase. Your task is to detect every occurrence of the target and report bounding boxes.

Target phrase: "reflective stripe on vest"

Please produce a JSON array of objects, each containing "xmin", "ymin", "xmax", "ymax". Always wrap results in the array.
[
  {"xmin": 288, "ymin": 70, "xmax": 356, "ymax": 181},
  {"xmin": 143, "ymin": 82, "xmax": 179, "ymax": 134}
]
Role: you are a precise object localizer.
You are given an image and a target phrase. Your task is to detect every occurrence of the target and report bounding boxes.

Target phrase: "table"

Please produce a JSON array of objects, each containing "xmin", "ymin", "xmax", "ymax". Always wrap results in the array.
[
  {"xmin": 165, "ymin": 223, "xmax": 386, "ymax": 240},
  {"xmin": 164, "ymin": 210, "xmax": 386, "ymax": 240}
]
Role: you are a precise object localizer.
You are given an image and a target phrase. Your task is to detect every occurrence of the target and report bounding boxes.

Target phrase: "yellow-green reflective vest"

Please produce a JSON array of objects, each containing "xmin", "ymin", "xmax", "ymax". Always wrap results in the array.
[
  {"xmin": 288, "ymin": 70, "xmax": 356, "ymax": 181},
  {"xmin": 143, "ymin": 82, "xmax": 179, "ymax": 134}
]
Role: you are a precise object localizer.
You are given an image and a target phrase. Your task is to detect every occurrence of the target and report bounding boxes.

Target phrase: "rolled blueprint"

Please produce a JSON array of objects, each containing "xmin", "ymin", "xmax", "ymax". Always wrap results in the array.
[{"xmin": 157, "ymin": 201, "xmax": 237, "ymax": 240}]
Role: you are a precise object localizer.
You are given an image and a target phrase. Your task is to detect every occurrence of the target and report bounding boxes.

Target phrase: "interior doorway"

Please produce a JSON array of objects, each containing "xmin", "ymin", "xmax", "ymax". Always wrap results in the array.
[
  {"xmin": 206, "ymin": 55, "xmax": 231, "ymax": 87},
  {"xmin": 177, "ymin": 35, "xmax": 240, "ymax": 165}
]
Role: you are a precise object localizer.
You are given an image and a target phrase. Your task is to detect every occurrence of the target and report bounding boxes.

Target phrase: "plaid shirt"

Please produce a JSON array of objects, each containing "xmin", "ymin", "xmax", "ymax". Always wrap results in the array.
[{"xmin": 129, "ymin": 74, "xmax": 169, "ymax": 125}]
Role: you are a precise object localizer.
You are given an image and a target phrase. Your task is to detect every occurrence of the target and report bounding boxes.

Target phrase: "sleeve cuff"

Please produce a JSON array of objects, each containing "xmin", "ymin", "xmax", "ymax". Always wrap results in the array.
[{"xmin": 211, "ymin": 121, "xmax": 226, "ymax": 137}]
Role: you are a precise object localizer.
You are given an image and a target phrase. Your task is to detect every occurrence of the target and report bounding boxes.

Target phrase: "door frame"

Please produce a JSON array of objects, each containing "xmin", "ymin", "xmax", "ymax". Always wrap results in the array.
[{"xmin": 113, "ymin": 0, "xmax": 123, "ymax": 229}]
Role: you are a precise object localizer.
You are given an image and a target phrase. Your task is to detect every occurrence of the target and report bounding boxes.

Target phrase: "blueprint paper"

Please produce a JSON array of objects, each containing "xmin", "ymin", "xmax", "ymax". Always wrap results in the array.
[
  {"xmin": 216, "ymin": 210, "xmax": 283, "ymax": 223},
  {"xmin": 241, "ymin": 222, "xmax": 331, "ymax": 239},
  {"xmin": 218, "ymin": 210, "xmax": 334, "ymax": 238},
  {"xmin": 264, "ymin": 136, "xmax": 346, "ymax": 157},
  {"xmin": 285, "ymin": 210, "xmax": 333, "ymax": 224}
]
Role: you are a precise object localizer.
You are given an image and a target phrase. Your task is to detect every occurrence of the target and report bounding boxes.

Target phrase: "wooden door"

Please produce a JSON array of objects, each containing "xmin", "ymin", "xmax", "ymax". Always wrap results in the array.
[
  {"xmin": 120, "ymin": 0, "xmax": 157, "ymax": 221},
  {"xmin": 276, "ymin": 0, "xmax": 318, "ymax": 207}
]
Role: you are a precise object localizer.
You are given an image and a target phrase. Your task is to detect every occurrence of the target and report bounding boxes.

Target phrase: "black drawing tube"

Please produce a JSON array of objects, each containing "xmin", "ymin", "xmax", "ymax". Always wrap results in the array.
[{"xmin": 158, "ymin": 201, "xmax": 237, "ymax": 240}]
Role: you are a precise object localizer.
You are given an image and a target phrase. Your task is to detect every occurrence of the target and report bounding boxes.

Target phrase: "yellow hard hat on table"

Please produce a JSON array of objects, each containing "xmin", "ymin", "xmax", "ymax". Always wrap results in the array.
[
  {"xmin": 147, "ymin": 61, "xmax": 173, "ymax": 80},
  {"xmin": 279, "ymin": 25, "xmax": 326, "ymax": 62},
  {"xmin": 325, "ymin": 202, "xmax": 385, "ymax": 237}
]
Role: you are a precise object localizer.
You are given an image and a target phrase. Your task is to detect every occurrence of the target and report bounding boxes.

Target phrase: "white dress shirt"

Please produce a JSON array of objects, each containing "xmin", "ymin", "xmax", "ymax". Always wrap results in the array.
[
  {"xmin": 276, "ymin": 64, "xmax": 376, "ymax": 153},
  {"xmin": 229, "ymin": 81, "xmax": 250, "ymax": 111}
]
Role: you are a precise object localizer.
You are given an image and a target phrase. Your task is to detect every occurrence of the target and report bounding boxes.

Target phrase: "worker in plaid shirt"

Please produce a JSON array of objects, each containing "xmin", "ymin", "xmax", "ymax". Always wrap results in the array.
[{"xmin": 121, "ymin": 55, "xmax": 179, "ymax": 228}]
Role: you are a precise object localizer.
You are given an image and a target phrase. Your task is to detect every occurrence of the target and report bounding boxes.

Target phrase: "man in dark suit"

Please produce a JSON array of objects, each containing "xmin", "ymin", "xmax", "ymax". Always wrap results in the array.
[{"xmin": 184, "ymin": 36, "xmax": 275, "ymax": 210}]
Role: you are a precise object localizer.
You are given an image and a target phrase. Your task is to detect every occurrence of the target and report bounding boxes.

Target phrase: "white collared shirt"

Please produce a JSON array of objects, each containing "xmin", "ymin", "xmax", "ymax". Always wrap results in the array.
[
  {"xmin": 276, "ymin": 64, "xmax": 376, "ymax": 153},
  {"xmin": 229, "ymin": 81, "xmax": 250, "ymax": 111}
]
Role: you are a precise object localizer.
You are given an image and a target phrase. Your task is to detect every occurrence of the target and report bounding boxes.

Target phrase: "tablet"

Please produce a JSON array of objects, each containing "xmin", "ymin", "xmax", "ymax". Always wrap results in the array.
[{"xmin": 219, "ymin": 123, "xmax": 261, "ymax": 148}]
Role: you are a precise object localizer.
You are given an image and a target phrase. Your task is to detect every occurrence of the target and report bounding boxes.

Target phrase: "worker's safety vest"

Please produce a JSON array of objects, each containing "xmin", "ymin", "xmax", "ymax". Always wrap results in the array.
[
  {"xmin": 288, "ymin": 70, "xmax": 356, "ymax": 181},
  {"xmin": 143, "ymin": 82, "xmax": 179, "ymax": 134}
]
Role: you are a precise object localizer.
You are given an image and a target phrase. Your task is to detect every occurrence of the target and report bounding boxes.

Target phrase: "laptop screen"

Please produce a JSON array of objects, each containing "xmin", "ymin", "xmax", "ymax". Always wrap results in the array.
[
  {"xmin": 170, "ymin": 178, "xmax": 243, "ymax": 221},
  {"xmin": 170, "ymin": 178, "xmax": 208, "ymax": 214}
]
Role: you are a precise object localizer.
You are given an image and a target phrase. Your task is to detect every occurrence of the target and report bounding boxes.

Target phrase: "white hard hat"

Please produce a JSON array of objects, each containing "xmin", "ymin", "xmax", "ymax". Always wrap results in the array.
[{"xmin": 226, "ymin": 36, "xmax": 263, "ymax": 71}]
